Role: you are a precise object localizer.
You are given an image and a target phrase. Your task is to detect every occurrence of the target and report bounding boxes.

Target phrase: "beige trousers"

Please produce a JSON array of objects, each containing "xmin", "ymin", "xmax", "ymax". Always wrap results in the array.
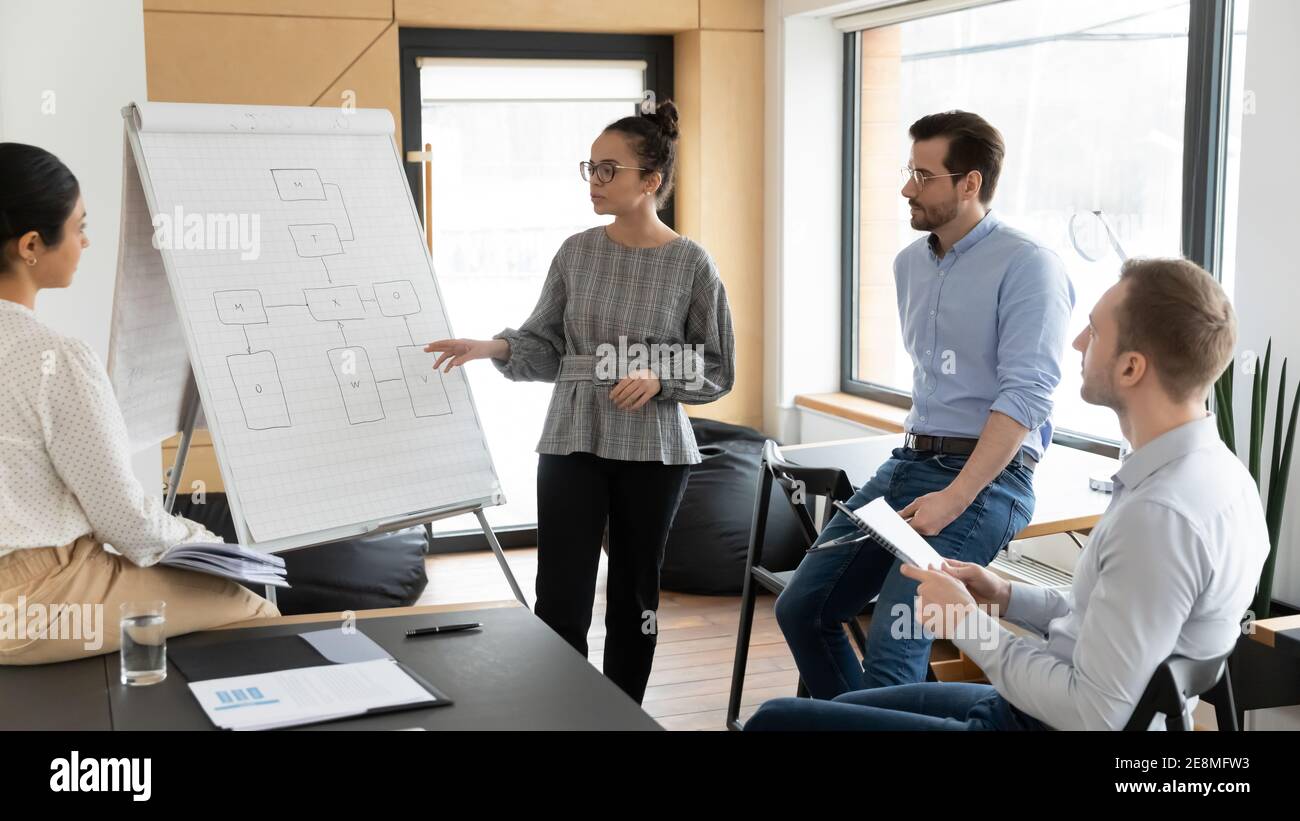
[{"xmin": 0, "ymin": 534, "xmax": 280, "ymax": 665}]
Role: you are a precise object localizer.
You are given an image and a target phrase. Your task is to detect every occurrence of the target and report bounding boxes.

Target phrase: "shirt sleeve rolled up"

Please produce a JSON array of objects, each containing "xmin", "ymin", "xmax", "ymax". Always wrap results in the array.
[{"xmin": 989, "ymin": 245, "xmax": 1075, "ymax": 434}]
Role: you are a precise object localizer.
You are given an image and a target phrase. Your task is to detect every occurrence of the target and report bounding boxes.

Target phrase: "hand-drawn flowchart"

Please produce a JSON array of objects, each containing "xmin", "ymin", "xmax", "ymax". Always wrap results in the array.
[{"xmin": 215, "ymin": 168, "xmax": 451, "ymax": 431}]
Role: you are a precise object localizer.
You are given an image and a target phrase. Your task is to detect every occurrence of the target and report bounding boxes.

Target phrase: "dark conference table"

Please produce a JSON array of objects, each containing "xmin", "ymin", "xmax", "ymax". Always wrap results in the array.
[{"xmin": 0, "ymin": 601, "xmax": 661, "ymax": 731}]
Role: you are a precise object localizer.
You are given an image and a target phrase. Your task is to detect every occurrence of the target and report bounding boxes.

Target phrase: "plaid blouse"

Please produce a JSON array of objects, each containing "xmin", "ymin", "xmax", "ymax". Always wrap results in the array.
[{"xmin": 492, "ymin": 226, "xmax": 735, "ymax": 465}]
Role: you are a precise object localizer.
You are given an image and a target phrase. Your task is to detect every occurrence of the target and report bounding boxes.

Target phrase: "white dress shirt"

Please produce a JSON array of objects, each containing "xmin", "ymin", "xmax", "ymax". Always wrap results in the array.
[
  {"xmin": 0, "ymin": 299, "xmax": 216, "ymax": 567},
  {"xmin": 953, "ymin": 414, "xmax": 1269, "ymax": 730}
]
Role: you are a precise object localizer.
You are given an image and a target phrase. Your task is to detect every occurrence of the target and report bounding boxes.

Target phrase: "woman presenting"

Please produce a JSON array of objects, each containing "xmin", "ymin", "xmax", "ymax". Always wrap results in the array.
[{"xmin": 426, "ymin": 100, "xmax": 735, "ymax": 703}]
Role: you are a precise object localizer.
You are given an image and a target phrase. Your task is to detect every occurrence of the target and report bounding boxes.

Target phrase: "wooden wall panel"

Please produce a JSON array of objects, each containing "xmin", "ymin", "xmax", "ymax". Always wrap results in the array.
[
  {"xmin": 161, "ymin": 431, "xmax": 225, "ymax": 494},
  {"xmin": 144, "ymin": 0, "xmax": 392, "ymax": 18},
  {"xmin": 315, "ymin": 23, "xmax": 401, "ymax": 139},
  {"xmin": 700, "ymin": 0, "xmax": 763, "ymax": 31},
  {"xmin": 144, "ymin": 12, "xmax": 389, "ymax": 106},
  {"xmin": 674, "ymin": 29, "xmax": 764, "ymax": 429},
  {"xmin": 673, "ymin": 30, "xmax": 703, "ymax": 249},
  {"xmin": 395, "ymin": 0, "xmax": 699, "ymax": 33}
]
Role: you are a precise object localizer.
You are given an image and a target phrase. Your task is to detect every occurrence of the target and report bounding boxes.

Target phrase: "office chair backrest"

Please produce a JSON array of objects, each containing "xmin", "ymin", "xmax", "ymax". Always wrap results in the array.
[
  {"xmin": 1123, "ymin": 652, "xmax": 1238, "ymax": 731},
  {"xmin": 761, "ymin": 440, "xmax": 856, "ymax": 549}
]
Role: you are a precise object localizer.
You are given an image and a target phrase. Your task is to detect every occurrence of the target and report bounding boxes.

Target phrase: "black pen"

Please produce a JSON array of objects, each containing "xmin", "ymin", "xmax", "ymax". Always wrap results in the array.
[{"xmin": 405, "ymin": 622, "xmax": 481, "ymax": 637}]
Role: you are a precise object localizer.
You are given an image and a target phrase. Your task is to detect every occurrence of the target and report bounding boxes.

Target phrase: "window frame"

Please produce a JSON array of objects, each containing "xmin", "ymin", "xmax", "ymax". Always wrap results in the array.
[
  {"xmin": 838, "ymin": 0, "xmax": 1240, "ymax": 457},
  {"xmin": 398, "ymin": 27, "xmax": 676, "ymax": 230}
]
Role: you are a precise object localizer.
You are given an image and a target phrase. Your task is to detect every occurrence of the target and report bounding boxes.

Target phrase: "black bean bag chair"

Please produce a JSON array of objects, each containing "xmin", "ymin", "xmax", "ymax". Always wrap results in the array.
[
  {"xmin": 170, "ymin": 493, "xmax": 429, "ymax": 615},
  {"xmin": 659, "ymin": 419, "xmax": 808, "ymax": 595}
]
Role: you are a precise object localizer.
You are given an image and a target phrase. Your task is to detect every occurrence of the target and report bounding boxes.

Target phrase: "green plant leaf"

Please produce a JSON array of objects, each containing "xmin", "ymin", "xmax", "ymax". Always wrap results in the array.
[
  {"xmin": 1263, "ymin": 340, "xmax": 1273, "ymax": 415},
  {"xmin": 1214, "ymin": 366, "xmax": 1235, "ymax": 453},
  {"xmin": 1255, "ymin": 372, "xmax": 1299, "ymax": 621},
  {"xmin": 1250, "ymin": 348, "xmax": 1264, "ymax": 487},
  {"xmin": 1267, "ymin": 361, "xmax": 1286, "ymax": 527},
  {"xmin": 1273, "ymin": 360, "xmax": 1288, "ymax": 488}
]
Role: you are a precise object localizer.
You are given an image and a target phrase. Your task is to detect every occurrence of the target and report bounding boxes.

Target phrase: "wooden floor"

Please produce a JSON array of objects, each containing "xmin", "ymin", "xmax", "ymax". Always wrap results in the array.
[
  {"xmin": 415, "ymin": 546, "xmax": 796, "ymax": 730},
  {"xmin": 419, "ymin": 546, "xmax": 1225, "ymax": 731}
]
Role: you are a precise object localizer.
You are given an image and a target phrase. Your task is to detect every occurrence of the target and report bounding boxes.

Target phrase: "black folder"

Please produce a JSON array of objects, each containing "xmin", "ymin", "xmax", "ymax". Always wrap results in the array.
[
  {"xmin": 170, "ymin": 634, "xmax": 331, "ymax": 681},
  {"xmin": 168, "ymin": 632, "xmax": 454, "ymax": 727}
]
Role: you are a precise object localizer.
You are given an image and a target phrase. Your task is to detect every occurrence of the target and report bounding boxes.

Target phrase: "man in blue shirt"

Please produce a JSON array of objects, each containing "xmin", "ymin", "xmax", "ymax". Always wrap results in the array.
[{"xmin": 775, "ymin": 111, "xmax": 1075, "ymax": 695}]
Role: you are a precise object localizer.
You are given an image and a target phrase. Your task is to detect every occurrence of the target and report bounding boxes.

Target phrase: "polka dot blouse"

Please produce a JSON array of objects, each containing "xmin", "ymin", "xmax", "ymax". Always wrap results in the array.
[{"xmin": 0, "ymin": 298, "xmax": 218, "ymax": 566}]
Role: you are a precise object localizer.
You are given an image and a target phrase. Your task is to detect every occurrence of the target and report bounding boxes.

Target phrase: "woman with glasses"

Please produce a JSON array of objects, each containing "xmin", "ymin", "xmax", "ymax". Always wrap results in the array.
[{"xmin": 424, "ymin": 100, "xmax": 735, "ymax": 704}]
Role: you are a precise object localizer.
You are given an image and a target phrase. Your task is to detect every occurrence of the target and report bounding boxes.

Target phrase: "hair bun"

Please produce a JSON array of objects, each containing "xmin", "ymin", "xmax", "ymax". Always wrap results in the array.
[{"xmin": 649, "ymin": 99, "xmax": 679, "ymax": 140}]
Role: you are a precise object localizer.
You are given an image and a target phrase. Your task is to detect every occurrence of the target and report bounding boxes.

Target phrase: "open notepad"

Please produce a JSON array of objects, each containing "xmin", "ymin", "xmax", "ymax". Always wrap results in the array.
[
  {"xmin": 158, "ymin": 542, "xmax": 288, "ymax": 588},
  {"xmin": 830, "ymin": 497, "xmax": 946, "ymax": 570}
]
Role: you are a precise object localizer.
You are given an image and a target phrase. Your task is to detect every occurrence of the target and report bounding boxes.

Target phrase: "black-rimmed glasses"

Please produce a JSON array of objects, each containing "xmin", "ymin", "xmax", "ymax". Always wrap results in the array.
[{"xmin": 580, "ymin": 160, "xmax": 650, "ymax": 184}]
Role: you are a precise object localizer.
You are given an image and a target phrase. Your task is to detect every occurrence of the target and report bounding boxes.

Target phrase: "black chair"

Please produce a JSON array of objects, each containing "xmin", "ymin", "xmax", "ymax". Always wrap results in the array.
[
  {"xmin": 1123, "ymin": 652, "xmax": 1239, "ymax": 731},
  {"xmin": 725, "ymin": 440, "xmax": 867, "ymax": 731}
]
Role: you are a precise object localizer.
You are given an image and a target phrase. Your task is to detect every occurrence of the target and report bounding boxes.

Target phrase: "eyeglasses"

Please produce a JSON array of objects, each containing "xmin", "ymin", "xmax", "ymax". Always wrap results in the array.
[
  {"xmin": 580, "ymin": 160, "xmax": 650, "ymax": 184},
  {"xmin": 899, "ymin": 166, "xmax": 967, "ymax": 189}
]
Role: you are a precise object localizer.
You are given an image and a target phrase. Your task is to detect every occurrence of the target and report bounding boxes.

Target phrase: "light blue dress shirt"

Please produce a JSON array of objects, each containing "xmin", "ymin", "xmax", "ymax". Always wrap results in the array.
[{"xmin": 894, "ymin": 210, "xmax": 1075, "ymax": 460}]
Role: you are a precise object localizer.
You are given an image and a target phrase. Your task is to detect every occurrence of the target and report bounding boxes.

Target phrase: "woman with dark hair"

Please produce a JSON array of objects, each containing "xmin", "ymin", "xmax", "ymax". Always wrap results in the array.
[
  {"xmin": 425, "ymin": 101, "xmax": 735, "ymax": 703},
  {"xmin": 0, "ymin": 142, "xmax": 279, "ymax": 665}
]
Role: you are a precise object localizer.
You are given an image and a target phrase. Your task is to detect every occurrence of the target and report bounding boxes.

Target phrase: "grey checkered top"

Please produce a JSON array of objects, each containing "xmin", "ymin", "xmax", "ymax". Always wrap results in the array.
[{"xmin": 492, "ymin": 226, "xmax": 735, "ymax": 465}]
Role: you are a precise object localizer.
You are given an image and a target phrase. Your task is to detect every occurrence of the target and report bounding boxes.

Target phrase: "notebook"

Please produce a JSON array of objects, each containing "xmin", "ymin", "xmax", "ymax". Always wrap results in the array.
[
  {"xmin": 830, "ymin": 497, "xmax": 946, "ymax": 570},
  {"xmin": 158, "ymin": 542, "xmax": 288, "ymax": 588}
]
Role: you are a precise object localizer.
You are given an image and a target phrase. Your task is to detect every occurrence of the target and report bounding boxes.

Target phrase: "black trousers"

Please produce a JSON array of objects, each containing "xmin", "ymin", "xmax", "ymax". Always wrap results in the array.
[{"xmin": 535, "ymin": 451, "xmax": 691, "ymax": 705}]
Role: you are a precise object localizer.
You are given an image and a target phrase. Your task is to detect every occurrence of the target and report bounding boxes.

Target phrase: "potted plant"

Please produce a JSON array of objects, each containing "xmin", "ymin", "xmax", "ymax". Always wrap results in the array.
[
  {"xmin": 1213, "ymin": 340, "xmax": 1300, "ymax": 727},
  {"xmin": 1212, "ymin": 340, "xmax": 1298, "ymax": 620}
]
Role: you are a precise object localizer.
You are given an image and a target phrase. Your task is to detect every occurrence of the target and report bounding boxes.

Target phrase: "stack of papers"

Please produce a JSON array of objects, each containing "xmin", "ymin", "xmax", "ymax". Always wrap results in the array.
[
  {"xmin": 159, "ymin": 542, "xmax": 288, "ymax": 588},
  {"xmin": 187, "ymin": 659, "xmax": 440, "ymax": 730}
]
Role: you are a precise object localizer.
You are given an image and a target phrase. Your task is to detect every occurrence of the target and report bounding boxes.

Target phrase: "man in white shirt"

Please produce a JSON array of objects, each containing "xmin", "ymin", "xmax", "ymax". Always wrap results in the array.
[{"xmin": 746, "ymin": 257, "xmax": 1268, "ymax": 731}]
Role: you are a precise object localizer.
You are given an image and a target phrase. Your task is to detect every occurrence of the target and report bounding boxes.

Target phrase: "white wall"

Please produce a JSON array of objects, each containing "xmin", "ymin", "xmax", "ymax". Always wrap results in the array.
[
  {"xmin": 764, "ymin": 0, "xmax": 846, "ymax": 444},
  {"xmin": 1232, "ymin": 1, "xmax": 1300, "ymax": 733},
  {"xmin": 0, "ymin": 0, "xmax": 159, "ymax": 486},
  {"xmin": 1232, "ymin": 0, "xmax": 1300, "ymax": 611}
]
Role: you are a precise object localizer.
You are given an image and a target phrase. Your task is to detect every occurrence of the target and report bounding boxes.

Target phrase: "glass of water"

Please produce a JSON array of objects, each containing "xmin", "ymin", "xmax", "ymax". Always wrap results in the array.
[{"xmin": 120, "ymin": 601, "xmax": 167, "ymax": 686}]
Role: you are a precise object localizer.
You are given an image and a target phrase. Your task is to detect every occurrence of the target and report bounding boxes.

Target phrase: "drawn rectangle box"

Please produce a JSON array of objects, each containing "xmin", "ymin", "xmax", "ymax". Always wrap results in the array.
[
  {"xmin": 374, "ymin": 280, "xmax": 420, "ymax": 317},
  {"xmin": 397, "ymin": 346, "xmax": 451, "ymax": 417},
  {"xmin": 227, "ymin": 351, "xmax": 290, "ymax": 430},
  {"xmin": 327, "ymin": 346, "xmax": 384, "ymax": 424},
  {"xmin": 289, "ymin": 223, "xmax": 343, "ymax": 257},
  {"xmin": 214, "ymin": 289, "xmax": 268, "ymax": 325},
  {"xmin": 304, "ymin": 285, "xmax": 365, "ymax": 321},
  {"xmin": 271, "ymin": 168, "xmax": 326, "ymax": 201}
]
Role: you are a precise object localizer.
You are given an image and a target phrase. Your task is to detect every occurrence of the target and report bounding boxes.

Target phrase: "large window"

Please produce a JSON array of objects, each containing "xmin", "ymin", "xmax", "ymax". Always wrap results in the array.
[
  {"xmin": 400, "ymin": 30, "xmax": 672, "ymax": 546},
  {"xmin": 842, "ymin": 0, "xmax": 1250, "ymax": 447}
]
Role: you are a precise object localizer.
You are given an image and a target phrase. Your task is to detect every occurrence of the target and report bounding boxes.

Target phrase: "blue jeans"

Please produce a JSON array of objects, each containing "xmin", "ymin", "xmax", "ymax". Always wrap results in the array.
[
  {"xmin": 744, "ymin": 682, "xmax": 1047, "ymax": 730},
  {"xmin": 774, "ymin": 448, "xmax": 1035, "ymax": 698}
]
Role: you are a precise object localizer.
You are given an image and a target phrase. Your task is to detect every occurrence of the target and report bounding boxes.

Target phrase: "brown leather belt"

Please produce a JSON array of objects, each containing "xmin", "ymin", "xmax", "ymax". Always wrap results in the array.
[{"xmin": 904, "ymin": 433, "xmax": 1037, "ymax": 472}]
